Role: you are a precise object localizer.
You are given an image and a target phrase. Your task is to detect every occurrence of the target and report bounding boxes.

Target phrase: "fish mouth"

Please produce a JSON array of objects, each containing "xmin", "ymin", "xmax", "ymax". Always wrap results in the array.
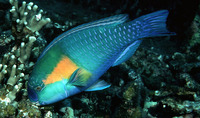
[{"xmin": 27, "ymin": 85, "xmax": 39, "ymax": 102}]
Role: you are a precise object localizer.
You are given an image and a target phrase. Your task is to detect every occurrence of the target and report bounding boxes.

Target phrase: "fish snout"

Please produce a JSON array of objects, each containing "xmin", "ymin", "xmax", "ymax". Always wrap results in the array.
[{"xmin": 27, "ymin": 85, "xmax": 39, "ymax": 102}]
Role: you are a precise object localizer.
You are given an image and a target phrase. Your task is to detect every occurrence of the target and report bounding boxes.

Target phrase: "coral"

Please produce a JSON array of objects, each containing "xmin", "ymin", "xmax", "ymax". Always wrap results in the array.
[
  {"xmin": 9, "ymin": 0, "xmax": 51, "ymax": 39},
  {"xmin": 44, "ymin": 111, "xmax": 53, "ymax": 118},
  {"xmin": 17, "ymin": 99, "xmax": 42, "ymax": 118},
  {"xmin": 123, "ymin": 82, "xmax": 136, "ymax": 101},
  {"xmin": 0, "ymin": 102, "xmax": 16, "ymax": 117},
  {"xmin": 0, "ymin": 32, "xmax": 14, "ymax": 46},
  {"xmin": 188, "ymin": 15, "xmax": 200, "ymax": 48},
  {"xmin": 63, "ymin": 107, "xmax": 74, "ymax": 118},
  {"xmin": 0, "ymin": 0, "xmax": 50, "ymax": 117}
]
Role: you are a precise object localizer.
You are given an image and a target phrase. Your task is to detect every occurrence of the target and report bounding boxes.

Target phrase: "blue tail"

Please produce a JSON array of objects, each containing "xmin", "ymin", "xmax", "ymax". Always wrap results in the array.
[
  {"xmin": 111, "ymin": 10, "xmax": 175, "ymax": 67},
  {"xmin": 130, "ymin": 10, "xmax": 175, "ymax": 39}
]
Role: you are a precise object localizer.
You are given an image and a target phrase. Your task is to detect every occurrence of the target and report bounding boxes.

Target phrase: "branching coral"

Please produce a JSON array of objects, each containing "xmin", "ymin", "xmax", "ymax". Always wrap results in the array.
[
  {"xmin": 9, "ymin": 0, "xmax": 51, "ymax": 39},
  {"xmin": 0, "ymin": 0, "xmax": 50, "ymax": 117}
]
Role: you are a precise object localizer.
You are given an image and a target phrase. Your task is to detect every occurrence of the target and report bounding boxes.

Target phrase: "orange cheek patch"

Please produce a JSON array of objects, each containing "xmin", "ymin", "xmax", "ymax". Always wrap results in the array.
[{"xmin": 43, "ymin": 56, "xmax": 78, "ymax": 85}]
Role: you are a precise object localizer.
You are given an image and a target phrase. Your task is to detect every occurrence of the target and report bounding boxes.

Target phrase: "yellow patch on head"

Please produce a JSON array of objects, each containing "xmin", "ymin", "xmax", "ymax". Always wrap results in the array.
[{"xmin": 43, "ymin": 56, "xmax": 78, "ymax": 85}]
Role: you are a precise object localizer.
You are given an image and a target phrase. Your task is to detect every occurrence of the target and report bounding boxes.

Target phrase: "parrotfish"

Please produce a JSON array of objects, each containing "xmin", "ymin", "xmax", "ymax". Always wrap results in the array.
[{"xmin": 28, "ymin": 10, "xmax": 175, "ymax": 105}]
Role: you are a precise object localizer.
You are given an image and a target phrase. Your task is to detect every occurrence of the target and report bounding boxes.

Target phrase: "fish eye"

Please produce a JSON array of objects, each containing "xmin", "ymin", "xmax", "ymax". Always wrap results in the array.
[{"xmin": 35, "ymin": 86, "xmax": 42, "ymax": 91}]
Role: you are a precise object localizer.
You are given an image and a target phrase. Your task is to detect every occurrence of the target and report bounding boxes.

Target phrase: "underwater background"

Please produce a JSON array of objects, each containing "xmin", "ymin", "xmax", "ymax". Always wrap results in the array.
[{"xmin": 0, "ymin": 0, "xmax": 200, "ymax": 117}]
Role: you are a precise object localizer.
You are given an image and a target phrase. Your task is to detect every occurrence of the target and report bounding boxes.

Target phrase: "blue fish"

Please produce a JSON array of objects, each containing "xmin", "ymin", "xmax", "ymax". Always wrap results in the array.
[{"xmin": 28, "ymin": 10, "xmax": 175, "ymax": 105}]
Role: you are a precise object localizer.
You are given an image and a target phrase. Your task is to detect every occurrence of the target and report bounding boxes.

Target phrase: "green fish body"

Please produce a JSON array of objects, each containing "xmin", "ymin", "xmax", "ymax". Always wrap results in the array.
[{"xmin": 28, "ymin": 10, "xmax": 175, "ymax": 105}]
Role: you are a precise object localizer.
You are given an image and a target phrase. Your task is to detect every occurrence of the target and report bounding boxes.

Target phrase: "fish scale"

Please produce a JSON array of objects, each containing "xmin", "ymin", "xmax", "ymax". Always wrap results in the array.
[{"xmin": 60, "ymin": 29, "xmax": 121, "ymax": 71}]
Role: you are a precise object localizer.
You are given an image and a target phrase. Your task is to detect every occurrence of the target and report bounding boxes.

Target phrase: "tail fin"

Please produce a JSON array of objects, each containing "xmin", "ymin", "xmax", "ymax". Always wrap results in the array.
[{"xmin": 130, "ymin": 10, "xmax": 175, "ymax": 38}]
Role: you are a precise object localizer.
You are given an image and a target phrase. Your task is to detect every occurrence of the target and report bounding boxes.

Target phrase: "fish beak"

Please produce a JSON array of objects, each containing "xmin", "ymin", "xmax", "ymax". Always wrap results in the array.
[{"xmin": 27, "ymin": 85, "xmax": 38, "ymax": 102}]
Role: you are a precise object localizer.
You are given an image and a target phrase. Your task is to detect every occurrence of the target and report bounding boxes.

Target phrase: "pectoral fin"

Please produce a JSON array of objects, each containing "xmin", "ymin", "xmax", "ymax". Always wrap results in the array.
[
  {"xmin": 85, "ymin": 80, "xmax": 111, "ymax": 91},
  {"xmin": 68, "ymin": 68, "xmax": 92, "ymax": 86}
]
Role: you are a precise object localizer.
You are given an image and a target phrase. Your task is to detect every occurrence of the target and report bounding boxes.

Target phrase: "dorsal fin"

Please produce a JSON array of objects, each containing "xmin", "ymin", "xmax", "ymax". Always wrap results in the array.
[{"xmin": 37, "ymin": 14, "xmax": 129, "ymax": 61}]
